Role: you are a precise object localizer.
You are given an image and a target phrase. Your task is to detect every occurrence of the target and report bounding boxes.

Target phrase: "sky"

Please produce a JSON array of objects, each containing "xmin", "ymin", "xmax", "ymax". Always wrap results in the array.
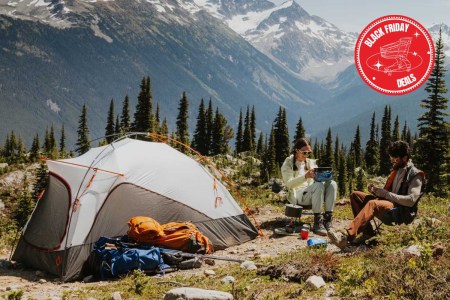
[{"xmin": 270, "ymin": 0, "xmax": 450, "ymax": 32}]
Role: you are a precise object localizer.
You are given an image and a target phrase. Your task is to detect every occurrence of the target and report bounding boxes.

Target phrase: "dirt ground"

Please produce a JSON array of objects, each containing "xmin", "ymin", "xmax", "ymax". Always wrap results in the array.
[{"xmin": 0, "ymin": 205, "xmax": 350, "ymax": 299}]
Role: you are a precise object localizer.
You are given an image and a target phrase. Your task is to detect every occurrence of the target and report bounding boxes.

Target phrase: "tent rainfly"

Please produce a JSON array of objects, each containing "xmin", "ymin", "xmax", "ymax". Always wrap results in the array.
[{"xmin": 12, "ymin": 138, "xmax": 258, "ymax": 281}]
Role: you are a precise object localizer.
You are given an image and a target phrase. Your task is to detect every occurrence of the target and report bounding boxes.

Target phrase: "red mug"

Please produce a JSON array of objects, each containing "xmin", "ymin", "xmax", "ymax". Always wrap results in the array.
[{"xmin": 301, "ymin": 228, "xmax": 309, "ymax": 240}]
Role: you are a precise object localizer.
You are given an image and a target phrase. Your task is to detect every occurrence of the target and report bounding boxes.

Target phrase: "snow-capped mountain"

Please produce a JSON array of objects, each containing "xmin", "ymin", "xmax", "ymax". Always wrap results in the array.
[
  {"xmin": 193, "ymin": 0, "xmax": 357, "ymax": 83},
  {"xmin": 0, "ymin": 0, "xmax": 328, "ymax": 146}
]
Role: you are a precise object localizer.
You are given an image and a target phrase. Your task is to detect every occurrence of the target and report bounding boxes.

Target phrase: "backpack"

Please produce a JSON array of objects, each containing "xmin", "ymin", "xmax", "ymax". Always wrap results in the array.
[
  {"xmin": 127, "ymin": 216, "xmax": 165, "ymax": 243},
  {"xmin": 92, "ymin": 236, "xmax": 166, "ymax": 278},
  {"xmin": 153, "ymin": 222, "xmax": 213, "ymax": 254}
]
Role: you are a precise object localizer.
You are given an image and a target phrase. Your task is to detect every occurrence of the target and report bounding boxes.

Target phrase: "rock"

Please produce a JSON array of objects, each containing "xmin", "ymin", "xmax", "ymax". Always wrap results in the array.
[
  {"xmin": 240, "ymin": 260, "xmax": 257, "ymax": 271},
  {"xmin": 111, "ymin": 292, "xmax": 122, "ymax": 300},
  {"xmin": 164, "ymin": 287, "xmax": 233, "ymax": 300},
  {"xmin": 221, "ymin": 276, "xmax": 235, "ymax": 284},
  {"xmin": 35, "ymin": 270, "xmax": 45, "ymax": 277},
  {"xmin": 204, "ymin": 259, "xmax": 215, "ymax": 266},
  {"xmin": 405, "ymin": 245, "xmax": 422, "ymax": 257},
  {"xmin": 0, "ymin": 163, "xmax": 8, "ymax": 169},
  {"xmin": 204, "ymin": 269, "xmax": 216, "ymax": 276},
  {"xmin": 305, "ymin": 275, "xmax": 326, "ymax": 290},
  {"xmin": 246, "ymin": 245, "xmax": 257, "ymax": 252},
  {"xmin": 432, "ymin": 242, "xmax": 445, "ymax": 258},
  {"xmin": 38, "ymin": 279, "xmax": 47, "ymax": 284},
  {"xmin": 87, "ymin": 298, "xmax": 98, "ymax": 300}
]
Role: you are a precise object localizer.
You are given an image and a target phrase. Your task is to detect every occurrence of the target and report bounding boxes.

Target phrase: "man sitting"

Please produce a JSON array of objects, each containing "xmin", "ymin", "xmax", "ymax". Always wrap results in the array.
[{"xmin": 328, "ymin": 140, "xmax": 424, "ymax": 249}]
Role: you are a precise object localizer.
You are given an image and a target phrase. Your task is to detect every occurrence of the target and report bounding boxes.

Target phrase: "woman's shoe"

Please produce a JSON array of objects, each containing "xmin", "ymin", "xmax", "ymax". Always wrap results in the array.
[{"xmin": 313, "ymin": 214, "xmax": 327, "ymax": 236}]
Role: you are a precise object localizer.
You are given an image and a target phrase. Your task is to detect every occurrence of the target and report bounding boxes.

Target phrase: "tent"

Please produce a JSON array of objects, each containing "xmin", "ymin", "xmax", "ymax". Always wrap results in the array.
[{"xmin": 12, "ymin": 138, "xmax": 258, "ymax": 281}]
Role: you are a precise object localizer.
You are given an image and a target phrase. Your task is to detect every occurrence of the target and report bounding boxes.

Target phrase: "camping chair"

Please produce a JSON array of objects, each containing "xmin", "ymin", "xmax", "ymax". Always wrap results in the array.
[{"xmin": 373, "ymin": 191, "xmax": 425, "ymax": 234}]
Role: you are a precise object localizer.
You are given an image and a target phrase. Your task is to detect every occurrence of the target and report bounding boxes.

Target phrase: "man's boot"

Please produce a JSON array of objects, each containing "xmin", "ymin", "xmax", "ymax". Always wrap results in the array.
[
  {"xmin": 324, "ymin": 211, "xmax": 333, "ymax": 231},
  {"xmin": 313, "ymin": 213, "xmax": 327, "ymax": 236}
]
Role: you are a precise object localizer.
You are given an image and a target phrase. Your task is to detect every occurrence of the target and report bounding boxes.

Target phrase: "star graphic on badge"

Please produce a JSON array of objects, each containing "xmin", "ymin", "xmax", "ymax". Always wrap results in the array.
[
  {"xmin": 414, "ymin": 31, "xmax": 420, "ymax": 38},
  {"xmin": 374, "ymin": 60, "xmax": 383, "ymax": 70},
  {"xmin": 413, "ymin": 51, "xmax": 418, "ymax": 56}
]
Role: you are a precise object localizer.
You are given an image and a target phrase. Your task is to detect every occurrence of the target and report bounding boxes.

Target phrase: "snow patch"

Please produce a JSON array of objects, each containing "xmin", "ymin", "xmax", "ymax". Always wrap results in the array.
[
  {"xmin": 226, "ymin": 0, "xmax": 293, "ymax": 35},
  {"xmin": 7, "ymin": 2, "xmax": 18, "ymax": 7},
  {"xmin": 46, "ymin": 99, "xmax": 61, "ymax": 113},
  {"xmin": 28, "ymin": 0, "xmax": 49, "ymax": 7}
]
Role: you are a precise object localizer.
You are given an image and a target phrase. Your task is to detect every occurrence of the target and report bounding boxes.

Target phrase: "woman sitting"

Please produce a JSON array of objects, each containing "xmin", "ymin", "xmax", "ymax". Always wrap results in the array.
[{"xmin": 281, "ymin": 138, "xmax": 337, "ymax": 236}]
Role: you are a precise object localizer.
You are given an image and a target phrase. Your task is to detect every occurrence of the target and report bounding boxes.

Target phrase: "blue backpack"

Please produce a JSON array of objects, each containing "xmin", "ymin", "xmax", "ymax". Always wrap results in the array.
[{"xmin": 93, "ymin": 236, "xmax": 166, "ymax": 278}]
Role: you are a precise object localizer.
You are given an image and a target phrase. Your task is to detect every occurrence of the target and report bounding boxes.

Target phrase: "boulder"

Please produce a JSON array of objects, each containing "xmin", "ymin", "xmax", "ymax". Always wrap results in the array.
[{"xmin": 164, "ymin": 287, "xmax": 233, "ymax": 300}]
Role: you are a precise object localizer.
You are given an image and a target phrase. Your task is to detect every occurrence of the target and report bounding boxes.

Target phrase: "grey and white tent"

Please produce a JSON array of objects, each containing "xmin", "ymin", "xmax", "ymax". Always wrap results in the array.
[{"xmin": 13, "ymin": 138, "xmax": 258, "ymax": 281}]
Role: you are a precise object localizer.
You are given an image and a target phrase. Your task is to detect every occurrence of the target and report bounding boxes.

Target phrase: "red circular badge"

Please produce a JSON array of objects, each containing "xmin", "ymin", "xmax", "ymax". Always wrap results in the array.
[{"xmin": 355, "ymin": 15, "xmax": 435, "ymax": 95}]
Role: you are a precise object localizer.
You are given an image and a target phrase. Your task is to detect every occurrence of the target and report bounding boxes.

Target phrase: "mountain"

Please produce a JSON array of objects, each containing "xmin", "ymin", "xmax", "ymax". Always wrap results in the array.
[
  {"xmin": 0, "ymin": 0, "xmax": 448, "ymax": 150},
  {"xmin": 194, "ymin": 0, "xmax": 357, "ymax": 83},
  {"xmin": 0, "ymin": 0, "xmax": 328, "ymax": 148}
]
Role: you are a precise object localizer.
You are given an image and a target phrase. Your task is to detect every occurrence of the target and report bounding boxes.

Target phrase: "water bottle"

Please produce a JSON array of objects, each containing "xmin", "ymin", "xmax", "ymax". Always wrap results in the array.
[{"xmin": 307, "ymin": 238, "xmax": 328, "ymax": 247}]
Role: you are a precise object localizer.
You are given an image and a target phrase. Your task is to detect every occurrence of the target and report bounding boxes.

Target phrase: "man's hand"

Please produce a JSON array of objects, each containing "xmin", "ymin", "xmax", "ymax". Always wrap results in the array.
[{"xmin": 368, "ymin": 183, "xmax": 376, "ymax": 194}]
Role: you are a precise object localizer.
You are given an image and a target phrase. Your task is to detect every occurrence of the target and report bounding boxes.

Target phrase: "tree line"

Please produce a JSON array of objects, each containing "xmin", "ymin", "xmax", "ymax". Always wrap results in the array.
[{"xmin": 0, "ymin": 29, "xmax": 448, "ymax": 197}]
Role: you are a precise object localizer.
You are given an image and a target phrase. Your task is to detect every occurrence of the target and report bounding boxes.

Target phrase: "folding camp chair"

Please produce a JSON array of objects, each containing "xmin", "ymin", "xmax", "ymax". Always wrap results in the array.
[{"xmin": 373, "ymin": 192, "xmax": 425, "ymax": 234}]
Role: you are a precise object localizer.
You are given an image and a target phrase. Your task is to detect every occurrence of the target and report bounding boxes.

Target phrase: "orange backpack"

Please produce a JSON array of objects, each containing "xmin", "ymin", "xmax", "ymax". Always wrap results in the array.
[
  {"xmin": 153, "ymin": 222, "xmax": 213, "ymax": 254},
  {"xmin": 127, "ymin": 216, "xmax": 165, "ymax": 243}
]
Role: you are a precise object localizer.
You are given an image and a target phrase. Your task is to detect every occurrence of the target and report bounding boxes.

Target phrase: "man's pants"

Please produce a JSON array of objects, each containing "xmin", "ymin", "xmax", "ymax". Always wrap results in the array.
[
  {"xmin": 347, "ymin": 191, "xmax": 394, "ymax": 237},
  {"xmin": 299, "ymin": 180, "xmax": 337, "ymax": 213}
]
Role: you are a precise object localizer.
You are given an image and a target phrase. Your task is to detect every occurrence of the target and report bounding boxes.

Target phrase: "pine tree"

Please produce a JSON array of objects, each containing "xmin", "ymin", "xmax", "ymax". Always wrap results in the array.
[
  {"xmin": 415, "ymin": 27, "xmax": 450, "ymax": 196},
  {"xmin": 191, "ymin": 99, "xmax": 208, "ymax": 155},
  {"xmin": 256, "ymin": 132, "xmax": 264, "ymax": 158},
  {"xmin": 356, "ymin": 168, "xmax": 366, "ymax": 191},
  {"xmin": 322, "ymin": 128, "xmax": 334, "ymax": 168},
  {"xmin": 365, "ymin": 112, "xmax": 379, "ymax": 174},
  {"xmin": 132, "ymin": 77, "xmax": 154, "ymax": 134},
  {"xmin": 13, "ymin": 175, "xmax": 34, "ymax": 228},
  {"xmin": 353, "ymin": 125, "xmax": 362, "ymax": 167},
  {"xmin": 338, "ymin": 147, "xmax": 347, "ymax": 198},
  {"xmin": 30, "ymin": 133, "xmax": 40, "ymax": 161},
  {"xmin": 115, "ymin": 115, "xmax": 121, "ymax": 136},
  {"xmin": 49, "ymin": 124, "xmax": 58, "ymax": 158},
  {"xmin": 120, "ymin": 95, "xmax": 131, "ymax": 134},
  {"xmin": 176, "ymin": 91, "xmax": 189, "ymax": 151},
  {"xmin": 59, "ymin": 125, "xmax": 66, "ymax": 158},
  {"xmin": 32, "ymin": 163, "xmax": 48, "ymax": 201},
  {"xmin": 379, "ymin": 105, "xmax": 392, "ymax": 175},
  {"xmin": 160, "ymin": 118, "xmax": 169, "ymax": 142},
  {"xmin": 235, "ymin": 109, "xmax": 243, "ymax": 154},
  {"xmin": 17, "ymin": 136, "xmax": 26, "ymax": 162},
  {"xmin": 274, "ymin": 107, "xmax": 290, "ymax": 167},
  {"xmin": 105, "ymin": 99, "xmax": 115, "ymax": 143},
  {"xmin": 401, "ymin": 121, "xmax": 408, "ymax": 141},
  {"xmin": 242, "ymin": 106, "xmax": 252, "ymax": 152},
  {"xmin": 334, "ymin": 135, "xmax": 340, "ymax": 172},
  {"xmin": 205, "ymin": 99, "xmax": 214, "ymax": 155},
  {"xmin": 347, "ymin": 142, "xmax": 356, "ymax": 190},
  {"xmin": 293, "ymin": 116, "xmax": 306, "ymax": 144},
  {"xmin": 260, "ymin": 126, "xmax": 277, "ymax": 182},
  {"xmin": 392, "ymin": 115, "xmax": 400, "ymax": 141},
  {"xmin": 250, "ymin": 106, "xmax": 256, "ymax": 153},
  {"xmin": 211, "ymin": 107, "xmax": 233, "ymax": 155},
  {"xmin": 155, "ymin": 103, "xmax": 161, "ymax": 133},
  {"xmin": 43, "ymin": 127, "xmax": 50, "ymax": 156},
  {"xmin": 76, "ymin": 104, "xmax": 91, "ymax": 155},
  {"xmin": 313, "ymin": 138, "xmax": 320, "ymax": 160}
]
